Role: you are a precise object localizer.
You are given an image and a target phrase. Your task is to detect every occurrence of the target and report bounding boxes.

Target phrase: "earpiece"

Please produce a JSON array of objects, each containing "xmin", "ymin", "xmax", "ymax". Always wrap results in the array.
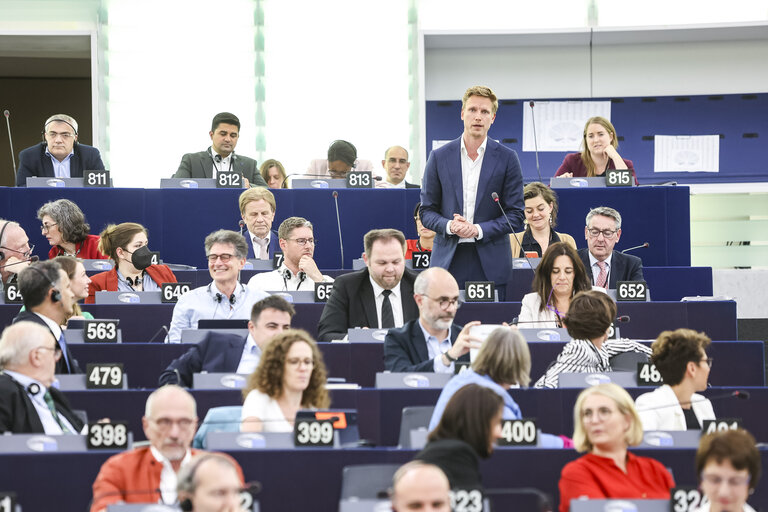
[
  {"xmin": 27, "ymin": 265, "xmax": 61, "ymax": 303},
  {"xmin": 0, "ymin": 221, "xmax": 10, "ymax": 260},
  {"xmin": 179, "ymin": 498, "xmax": 192, "ymax": 511},
  {"xmin": 26, "ymin": 382, "xmax": 41, "ymax": 396}
]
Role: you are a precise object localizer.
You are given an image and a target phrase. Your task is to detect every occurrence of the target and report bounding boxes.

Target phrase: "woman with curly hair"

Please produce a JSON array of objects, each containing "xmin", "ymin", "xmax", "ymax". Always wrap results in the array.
[
  {"xmin": 38, "ymin": 198, "xmax": 107, "ymax": 259},
  {"xmin": 240, "ymin": 329, "xmax": 330, "ymax": 432}
]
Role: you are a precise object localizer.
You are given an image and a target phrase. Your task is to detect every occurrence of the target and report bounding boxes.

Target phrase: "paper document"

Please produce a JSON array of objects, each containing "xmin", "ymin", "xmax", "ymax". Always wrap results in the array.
[
  {"xmin": 654, "ymin": 135, "xmax": 719, "ymax": 172},
  {"xmin": 522, "ymin": 101, "xmax": 611, "ymax": 152}
]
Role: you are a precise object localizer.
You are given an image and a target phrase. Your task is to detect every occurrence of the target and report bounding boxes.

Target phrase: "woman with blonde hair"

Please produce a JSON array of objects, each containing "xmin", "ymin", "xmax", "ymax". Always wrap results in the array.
[
  {"xmin": 554, "ymin": 116, "xmax": 638, "ymax": 185},
  {"xmin": 559, "ymin": 383, "xmax": 674, "ymax": 512},
  {"xmin": 241, "ymin": 329, "xmax": 330, "ymax": 433}
]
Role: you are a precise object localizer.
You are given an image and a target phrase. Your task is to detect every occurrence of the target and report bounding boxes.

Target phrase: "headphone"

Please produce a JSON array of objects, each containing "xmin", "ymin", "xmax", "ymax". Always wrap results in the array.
[
  {"xmin": 125, "ymin": 273, "xmax": 144, "ymax": 288},
  {"xmin": 0, "ymin": 220, "xmax": 11, "ymax": 260},
  {"xmin": 27, "ymin": 265, "xmax": 61, "ymax": 303},
  {"xmin": 208, "ymin": 283, "xmax": 245, "ymax": 305},
  {"xmin": 281, "ymin": 267, "xmax": 307, "ymax": 291},
  {"xmin": 178, "ymin": 453, "xmax": 242, "ymax": 512},
  {"xmin": 41, "ymin": 118, "xmax": 79, "ymax": 147},
  {"xmin": 208, "ymin": 147, "xmax": 235, "ymax": 172},
  {"xmin": 26, "ymin": 382, "xmax": 41, "ymax": 396}
]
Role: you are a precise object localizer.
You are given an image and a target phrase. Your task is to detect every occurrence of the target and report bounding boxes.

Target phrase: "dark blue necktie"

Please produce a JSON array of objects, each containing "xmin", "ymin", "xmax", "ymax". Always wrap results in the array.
[{"xmin": 58, "ymin": 333, "xmax": 72, "ymax": 373}]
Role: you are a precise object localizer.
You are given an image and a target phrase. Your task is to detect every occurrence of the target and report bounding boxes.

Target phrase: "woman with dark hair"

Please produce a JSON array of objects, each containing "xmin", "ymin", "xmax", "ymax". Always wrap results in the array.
[
  {"xmin": 559, "ymin": 383, "xmax": 674, "ymax": 512},
  {"xmin": 405, "ymin": 202, "xmax": 435, "ymax": 260},
  {"xmin": 85, "ymin": 222, "xmax": 176, "ymax": 303},
  {"xmin": 534, "ymin": 290, "xmax": 651, "ymax": 388},
  {"xmin": 635, "ymin": 328, "xmax": 715, "ymax": 430},
  {"xmin": 260, "ymin": 159, "xmax": 287, "ymax": 189},
  {"xmin": 38, "ymin": 199, "xmax": 107, "ymax": 259},
  {"xmin": 241, "ymin": 329, "xmax": 330, "ymax": 433},
  {"xmin": 518, "ymin": 242, "xmax": 591, "ymax": 327},
  {"xmin": 416, "ymin": 384, "xmax": 503, "ymax": 492},
  {"xmin": 307, "ymin": 140, "xmax": 375, "ymax": 179},
  {"xmin": 554, "ymin": 116, "xmax": 639, "ymax": 184},
  {"xmin": 510, "ymin": 182, "xmax": 576, "ymax": 258},
  {"xmin": 695, "ymin": 429, "xmax": 761, "ymax": 512}
]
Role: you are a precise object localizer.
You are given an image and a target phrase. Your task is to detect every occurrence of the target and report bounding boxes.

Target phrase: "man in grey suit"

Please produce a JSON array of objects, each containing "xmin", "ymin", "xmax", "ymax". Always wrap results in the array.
[{"xmin": 173, "ymin": 112, "xmax": 267, "ymax": 187}]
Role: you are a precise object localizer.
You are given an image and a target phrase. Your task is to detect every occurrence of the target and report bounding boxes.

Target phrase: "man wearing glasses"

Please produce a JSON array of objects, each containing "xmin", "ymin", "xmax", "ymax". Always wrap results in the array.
[
  {"xmin": 247, "ymin": 217, "xmax": 333, "ymax": 292},
  {"xmin": 90, "ymin": 385, "xmax": 244, "ymax": 512},
  {"xmin": 0, "ymin": 321, "xmax": 85, "ymax": 434},
  {"xmin": 0, "ymin": 220, "xmax": 34, "ymax": 293},
  {"xmin": 165, "ymin": 230, "xmax": 269, "ymax": 343},
  {"xmin": 383, "ymin": 267, "xmax": 483, "ymax": 373},
  {"xmin": 16, "ymin": 114, "xmax": 105, "ymax": 187},
  {"xmin": 578, "ymin": 206, "xmax": 644, "ymax": 289}
]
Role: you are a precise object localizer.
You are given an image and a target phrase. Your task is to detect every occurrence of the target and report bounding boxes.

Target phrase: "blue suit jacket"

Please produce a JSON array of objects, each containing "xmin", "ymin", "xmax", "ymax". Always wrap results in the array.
[
  {"xmin": 578, "ymin": 248, "xmax": 644, "ymax": 289},
  {"xmin": 384, "ymin": 319, "xmax": 466, "ymax": 373},
  {"xmin": 158, "ymin": 331, "xmax": 247, "ymax": 387},
  {"xmin": 245, "ymin": 229, "xmax": 279, "ymax": 260},
  {"xmin": 16, "ymin": 142, "xmax": 105, "ymax": 187},
  {"xmin": 420, "ymin": 136, "xmax": 524, "ymax": 284}
]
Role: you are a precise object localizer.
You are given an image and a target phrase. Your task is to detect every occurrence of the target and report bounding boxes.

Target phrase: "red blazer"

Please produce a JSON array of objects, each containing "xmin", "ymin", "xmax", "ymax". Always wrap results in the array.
[
  {"xmin": 90, "ymin": 446, "xmax": 244, "ymax": 512},
  {"xmin": 48, "ymin": 234, "xmax": 108, "ymax": 260},
  {"xmin": 85, "ymin": 265, "xmax": 178, "ymax": 304}
]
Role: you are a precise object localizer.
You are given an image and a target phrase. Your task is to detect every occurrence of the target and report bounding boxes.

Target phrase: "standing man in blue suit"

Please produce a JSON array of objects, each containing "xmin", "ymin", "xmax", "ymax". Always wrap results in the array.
[
  {"xmin": 420, "ymin": 86, "xmax": 524, "ymax": 300},
  {"xmin": 239, "ymin": 187, "xmax": 279, "ymax": 260},
  {"xmin": 16, "ymin": 114, "xmax": 105, "ymax": 187}
]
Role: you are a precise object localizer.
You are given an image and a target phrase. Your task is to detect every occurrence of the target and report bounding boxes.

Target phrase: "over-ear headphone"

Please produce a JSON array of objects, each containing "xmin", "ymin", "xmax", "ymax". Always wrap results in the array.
[
  {"xmin": 0, "ymin": 220, "xmax": 11, "ymax": 260},
  {"xmin": 178, "ymin": 453, "xmax": 234, "ymax": 511},
  {"xmin": 27, "ymin": 265, "xmax": 61, "ymax": 302}
]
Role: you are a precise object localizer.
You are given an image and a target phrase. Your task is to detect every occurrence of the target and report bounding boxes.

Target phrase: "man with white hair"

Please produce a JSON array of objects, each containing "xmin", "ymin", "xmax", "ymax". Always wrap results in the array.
[
  {"xmin": 0, "ymin": 321, "xmax": 85, "ymax": 434},
  {"xmin": 16, "ymin": 113, "xmax": 105, "ymax": 186},
  {"xmin": 0, "ymin": 219, "xmax": 34, "ymax": 293}
]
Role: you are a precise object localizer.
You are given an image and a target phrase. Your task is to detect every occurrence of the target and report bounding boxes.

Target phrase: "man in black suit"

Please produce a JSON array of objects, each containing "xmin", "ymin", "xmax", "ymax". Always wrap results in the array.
[
  {"xmin": 12, "ymin": 261, "xmax": 80, "ymax": 374},
  {"xmin": 317, "ymin": 229, "xmax": 418, "ymax": 341},
  {"xmin": 158, "ymin": 295, "xmax": 295, "ymax": 387},
  {"xmin": 0, "ymin": 220, "xmax": 34, "ymax": 293},
  {"xmin": 173, "ymin": 112, "xmax": 267, "ymax": 187},
  {"xmin": 384, "ymin": 267, "xmax": 481, "ymax": 373},
  {"xmin": 378, "ymin": 146, "xmax": 420, "ymax": 188},
  {"xmin": 16, "ymin": 114, "xmax": 105, "ymax": 187},
  {"xmin": 579, "ymin": 206, "xmax": 644, "ymax": 289},
  {"xmin": 0, "ymin": 321, "xmax": 85, "ymax": 434},
  {"xmin": 239, "ymin": 187, "xmax": 279, "ymax": 260}
]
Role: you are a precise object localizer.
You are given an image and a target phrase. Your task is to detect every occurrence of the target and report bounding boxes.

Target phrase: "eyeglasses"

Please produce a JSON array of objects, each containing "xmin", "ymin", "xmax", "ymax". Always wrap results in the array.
[
  {"xmin": 41, "ymin": 223, "xmax": 59, "ymax": 233},
  {"xmin": 36, "ymin": 345, "xmax": 62, "ymax": 361},
  {"xmin": 700, "ymin": 473, "xmax": 750, "ymax": 487},
  {"xmin": 207, "ymin": 253, "xmax": 234, "ymax": 263},
  {"xmin": 421, "ymin": 295, "xmax": 463, "ymax": 310},
  {"xmin": 286, "ymin": 357, "xmax": 314, "ymax": 368},
  {"xmin": 286, "ymin": 238, "xmax": 316, "ymax": 246},
  {"xmin": 149, "ymin": 417, "xmax": 196, "ymax": 430},
  {"xmin": 45, "ymin": 131, "xmax": 75, "ymax": 140},
  {"xmin": 700, "ymin": 357, "xmax": 714, "ymax": 368},
  {"xmin": 0, "ymin": 244, "xmax": 34, "ymax": 259},
  {"xmin": 587, "ymin": 228, "xmax": 618, "ymax": 239},
  {"xmin": 581, "ymin": 406, "xmax": 616, "ymax": 422}
]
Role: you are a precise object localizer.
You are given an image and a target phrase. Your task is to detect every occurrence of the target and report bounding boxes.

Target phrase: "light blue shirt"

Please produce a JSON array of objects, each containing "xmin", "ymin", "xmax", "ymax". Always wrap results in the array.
[
  {"xmin": 165, "ymin": 282, "xmax": 269, "ymax": 343},
  {"xmin": 417, "ymin": 319, "xmax": 454, "ymax": 374},
  {"xmin": 235, "ymin": 333, "xmax": 261, "ymax": 374},
  {"xmin": 45, "ymin": 149, "xmax": 74, "ymax": 178},
  {"xmin": 3, "ymin": 370, "xmax": 78, "ymax": 435}
]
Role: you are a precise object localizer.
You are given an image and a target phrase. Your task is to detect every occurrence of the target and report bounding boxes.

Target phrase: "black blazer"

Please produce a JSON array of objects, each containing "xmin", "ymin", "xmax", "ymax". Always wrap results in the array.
[
  {"xmin": 316, "ymin": 268, "xmax": 419, "ymax": 342},
  {"xmin": 415, "ymin": 438, "xmax": 483, "ymax": 492},
  {"xmin": 578, "ymin": 248, "xmax": 644, "ymax": 289},
  {"xmin": 12, "ymin": 311, "xmax": 81, "ymax": 374},
  {"xmin": 384, "ymin": 319, "xmax": 465, "ymax": 372},
  {"xmin": 0, "ymin": 373, "xmax": 85, "ymax": 434},
  {"xmin": 404, "ymin": 181, "xmax": 420, "ymax": 189},
  {"xmin": 173, "ymin": 150, "xmax": 268, "ymax": 187},
  {"xmin": 16, "ymin": 142, "xmax": 105, "ymax": 187},
  {"xmin": 159, "ymin": 331, "xmax": 248, "ymax": 387}
]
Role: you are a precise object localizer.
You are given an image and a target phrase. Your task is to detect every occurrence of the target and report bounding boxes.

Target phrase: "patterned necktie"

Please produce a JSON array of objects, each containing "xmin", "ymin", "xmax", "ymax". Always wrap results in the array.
[
  {"xmin": 254, "ymin": 238, "xmax": 269, "ymax": 260},
  {"xmin": 58, "ymin": 333, "xmax": 72, "ymax": 373},
  {"xmin": 43, "ymin": 390, "xmax": 72, "ymax": 434},
  {"xmin": 596, "ymin": 261, "xmax": 608, "ymax": 288},
  {"xmin": 381, "ymin": 290, "xmax": 395, "ymax": 328}
]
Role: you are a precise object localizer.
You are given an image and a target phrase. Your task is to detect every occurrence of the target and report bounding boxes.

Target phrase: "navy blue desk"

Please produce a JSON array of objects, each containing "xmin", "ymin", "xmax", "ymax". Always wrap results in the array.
[
  {"xmin": 2, "ymin": 446, "xmax": 767, "ymax": 511},
  {"xmin": 67, "ymin": 340, "xmax": 764, "ymax": 390},
  {"xmin": 0, "ymin": 186, "xmax": 689, "ymax": 268},
  {"xmin": 0, "ymin": 300, "xmax": 738, "ymax": 342}
]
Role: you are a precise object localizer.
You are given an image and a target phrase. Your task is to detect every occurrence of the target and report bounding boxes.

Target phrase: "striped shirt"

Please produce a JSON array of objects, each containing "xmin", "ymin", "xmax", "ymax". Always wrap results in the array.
[{"xmin": 534, "ymin": 337, "xmax": 652, "ymax": 389}]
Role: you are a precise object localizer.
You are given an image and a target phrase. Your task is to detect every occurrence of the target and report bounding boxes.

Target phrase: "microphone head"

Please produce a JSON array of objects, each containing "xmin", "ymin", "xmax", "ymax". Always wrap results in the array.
[
  {"xmin": 529, "ymin": 101, "xmax": 535, "ymax": 108},
  {"xmin": 491, "ymin": 192, "xmax": 499, "ymax": 201},
  {"xmin": 332, "ymin": 190, "xmax": 338, "ymax": 198},
  {"xmin": 643, "ymin": 242, "xmax": 650, "ymax": 248},
  {"xmin": 733, "ymin": 390, "xmax": 750, "ymax": 400},
  {"xmin": 616, "ymin": 315, "xmax": 630, "ymax": 323},
  {"xmin": 373, "ymin": 175, "xmax": 382, "ymax": 181},
  {"xmin": 29, "ymin": 255, "xmax": 40, "ymax": 263},
  {"xmin": 239, "ymin": 220, "xmax": 245, "ymax": 227},
  {"xmin": 3, "ymin": 110, "xmax": 9, "ymax": 117}
]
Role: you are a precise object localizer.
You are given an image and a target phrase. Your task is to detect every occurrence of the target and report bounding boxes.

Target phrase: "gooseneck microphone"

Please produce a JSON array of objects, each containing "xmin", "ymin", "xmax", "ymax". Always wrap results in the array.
[
  {"xmin": 492, "ymin": 192, "xmax": 533, "ymax": 270},
  {"xmin": 529, "ymin": 101, "xmax": 543, "ymax": 183},
  {"xmin": 4, "ymin": 110, "xmax": 17, "ymax": 179},
  {"xmin": 0, "ymin": 255, "xmax": 39, "ymax": 270},
  {"xmin": 332, "ymin": 191, "xmax": 344, "ymax": 269},
  {"xmin": 621, "ymin": 242, "xmax": 650, "ymax": 254}
]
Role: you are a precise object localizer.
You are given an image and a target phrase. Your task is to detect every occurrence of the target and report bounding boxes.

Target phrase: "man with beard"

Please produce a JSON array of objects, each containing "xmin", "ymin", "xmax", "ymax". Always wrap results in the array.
[{"xmin": 383, "ymin": 267, "xmax": 483, "ymax": 373}]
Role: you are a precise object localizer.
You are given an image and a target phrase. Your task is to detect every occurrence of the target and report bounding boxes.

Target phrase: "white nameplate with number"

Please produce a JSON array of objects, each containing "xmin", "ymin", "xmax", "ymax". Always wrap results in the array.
[
  {"xmin": 273, "ymin": 252, "xmax": 284, "ymax": 269},
  {"xmin": 294, "ymin": 418, "xmax": 334, "ymax": 447},
  {"xmin": 451, "ymin": 489, "xmax": 483, "ymax": 512},
  {"xmin": 616, "ymin": 281, "xmax": 648, "ymax": 302},
  {"xmin": 84, "ymin": 320, "xmax": 119, "ymax": 343},
  {"xmin": 702, "ymin": 418, "xmax": 742, "ymax": 434},
  {"xmin": 216, "ymin": 171, "xmax": 242, "ymax": 188},
  {"xmin": 497, "ymin": 419, "xmax": 538, "ymax": 446},
  {"xmin": 670, "ymin": 487, "xmax": 705, "ymax": 512},
  {"xmin": 87, "ymin": 421, "xmax": 129, "ymax": 450},
  {"xmin": 84, "ymin": 170, "xmax": 111, "ymax": 187},
  {"xmin": 412, "ymin": 251, "xmax": 431, "ymax": 269},
  {"xmin": 346, "ymin": 170, "xmax": 373, "ymax": 188},
  {"xmin": 465, "ymin": 281, "xmax": 495, "ymax": 303},
  {"xmin": 636, "ymin": 362, "xmax": 663, "ymax": 386},
  {"xmin": 314, "ymin": 282, "xmax": 333, "ymax": 303},
  {"xmin": 605, "ymin": 168, "xmax": 632, "ymax": 187},
  {"xmin": 86, "ymin": 363, "xmax": 125, "ymax": 389},
  {"xmin": 0, "ymin": 493, "xmax": 16, "ymax": 512},
  {"xmin": 161, "ymin": 282, "xmax": 191, "ymax": 303},
  {"xmin": 4, "ymin": 283, "xmax": 23, "ymax": 304}
]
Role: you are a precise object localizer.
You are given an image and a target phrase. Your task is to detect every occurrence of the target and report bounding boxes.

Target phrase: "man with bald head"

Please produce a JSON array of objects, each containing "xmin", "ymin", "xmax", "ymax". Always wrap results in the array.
[
  {"xmin": 91, "ymin": 385, "xmax": 243, "ymax": 512},
  {"xmin": 378, "ymin": 146, "xmax": 419, "ymax": 188},
  {"xmin": 0, "ymin": 220, "xmax": 34, "ymax": 293},
  {"xmin": 177, "ymin": 454, "xmax": 245, "ymax": 512},
  {"xmin": 391, "ymin": 461, "xmax": 451, "ymax": 512},
  {"xmin": 383, "ymin": 267, "xmax": 482, "ymax": 373},
  {"xmin": 0, "ymin": 321, "xmax": 85, "ymax": 434}
]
